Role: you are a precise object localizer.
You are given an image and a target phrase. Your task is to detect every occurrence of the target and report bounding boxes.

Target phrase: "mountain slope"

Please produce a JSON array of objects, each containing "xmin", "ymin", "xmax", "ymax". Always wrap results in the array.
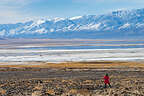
[{"xmin": 0, "ymin": 8, "xmax": 144, "ymax": 38}]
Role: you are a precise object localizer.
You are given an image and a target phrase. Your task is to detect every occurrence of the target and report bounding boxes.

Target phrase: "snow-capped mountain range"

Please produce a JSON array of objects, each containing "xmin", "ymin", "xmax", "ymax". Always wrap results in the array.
[{"xmin": 1, "ymin": 8, "xmax": 144, "ymax": 38}]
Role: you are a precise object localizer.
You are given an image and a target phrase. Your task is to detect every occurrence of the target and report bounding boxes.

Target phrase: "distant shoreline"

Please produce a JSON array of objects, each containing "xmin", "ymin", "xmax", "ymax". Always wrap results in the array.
[
  {"xmin": 0, "ymin": 48, "xmax": 143, "ymax": 62},
  {"xmin": 0, "ymin": 39, "xmax": 143, "ymax": 62}
]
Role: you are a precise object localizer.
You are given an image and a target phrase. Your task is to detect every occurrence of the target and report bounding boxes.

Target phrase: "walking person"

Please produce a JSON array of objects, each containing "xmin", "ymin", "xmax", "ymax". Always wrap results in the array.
[{"xmin": 103, "ymin": 73, "xmax": 111, "ymax": 88}]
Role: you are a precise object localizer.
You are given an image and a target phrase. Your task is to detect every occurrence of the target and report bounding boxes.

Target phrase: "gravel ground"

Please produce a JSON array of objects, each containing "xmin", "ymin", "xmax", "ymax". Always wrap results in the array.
[{"xmin": 0, "ymin": 68, "xmax": 143, "ymax": 95}]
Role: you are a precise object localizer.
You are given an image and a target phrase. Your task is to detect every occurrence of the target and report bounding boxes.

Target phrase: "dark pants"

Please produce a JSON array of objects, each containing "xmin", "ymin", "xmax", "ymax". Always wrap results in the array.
[{"xmin": 104, "ymin": 83, "xmax": 111, "ymax": 88}]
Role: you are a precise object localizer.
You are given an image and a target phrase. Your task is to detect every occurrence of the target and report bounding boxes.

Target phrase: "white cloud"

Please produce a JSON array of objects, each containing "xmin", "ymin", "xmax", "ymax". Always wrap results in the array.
[
  {"xmin": 0, "ymin": 0, "xmax": 34, "ymax": 6},
  {"xmin": 0, "ymin": 0, "xmax": 38, "ymax": 24},
  {"xmin": 72, "ymin": 0, "xmax": 144, "ymax": 4}
]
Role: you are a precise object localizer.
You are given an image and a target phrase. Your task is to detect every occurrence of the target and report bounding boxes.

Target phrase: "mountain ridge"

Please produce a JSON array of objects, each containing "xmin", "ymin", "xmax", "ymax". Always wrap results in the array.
[{"xmin": 0, "ymin": 8, "xmax": 144, "ymax": 38}]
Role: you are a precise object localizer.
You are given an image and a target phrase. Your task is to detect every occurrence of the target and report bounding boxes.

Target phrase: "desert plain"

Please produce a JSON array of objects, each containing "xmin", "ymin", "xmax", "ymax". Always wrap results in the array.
[{"xmin": 0, "ymin": 39, "xmax": 143, "ymax": 96}]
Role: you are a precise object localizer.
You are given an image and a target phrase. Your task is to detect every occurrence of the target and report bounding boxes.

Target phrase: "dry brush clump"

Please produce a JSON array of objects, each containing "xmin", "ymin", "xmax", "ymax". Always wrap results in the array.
[{"xmin": 0, "ymin": 75, "xmax": 143, "ymax": 96}]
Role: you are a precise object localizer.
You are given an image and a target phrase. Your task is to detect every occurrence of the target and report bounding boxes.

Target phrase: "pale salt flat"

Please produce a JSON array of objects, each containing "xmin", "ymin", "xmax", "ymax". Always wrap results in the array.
[{"xmin": 0, "ymin": 48, "xmax": 144, "ymax": 64}]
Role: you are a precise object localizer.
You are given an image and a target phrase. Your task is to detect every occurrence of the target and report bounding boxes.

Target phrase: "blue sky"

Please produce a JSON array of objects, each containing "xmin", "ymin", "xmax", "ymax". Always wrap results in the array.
[{"xmin": 1, "ymin": 0, "xmax": 144, "ymax": 24}]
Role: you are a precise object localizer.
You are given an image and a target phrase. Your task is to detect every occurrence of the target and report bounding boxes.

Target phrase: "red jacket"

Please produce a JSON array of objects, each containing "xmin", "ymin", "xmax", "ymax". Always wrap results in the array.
[{"xmin": 104, "ymin": 76, "xmax": 110, "ymax": 84}]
